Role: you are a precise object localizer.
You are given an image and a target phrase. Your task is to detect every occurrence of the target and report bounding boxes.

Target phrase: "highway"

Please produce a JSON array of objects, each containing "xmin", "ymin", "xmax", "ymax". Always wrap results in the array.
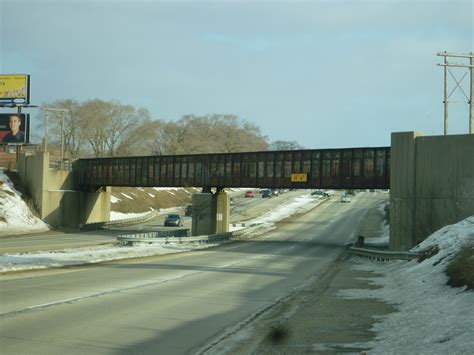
[
  {"xmin": 0, "ymin": 192, "xmax": 387, "ymax": 354},
  {"xmin": 0, "ymin": 189, "xmax": 305, "ymax": 254}
]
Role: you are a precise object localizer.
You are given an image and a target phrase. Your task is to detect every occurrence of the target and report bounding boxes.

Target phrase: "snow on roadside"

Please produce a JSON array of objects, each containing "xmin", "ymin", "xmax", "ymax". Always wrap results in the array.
[
  {"xmin": 0, "ymin": 168, "xmax": 50, "ymax": 236},
  {"xmin": 337, "ymin": 215, "xmax": 474, "ymax": 354},
  {"xmin": 230, "ymin": 194, "xmax": 325, "ymax": 232},
  {"xmin": 0, "ymin": 243, "xmax": 218, "ymax": 273}
]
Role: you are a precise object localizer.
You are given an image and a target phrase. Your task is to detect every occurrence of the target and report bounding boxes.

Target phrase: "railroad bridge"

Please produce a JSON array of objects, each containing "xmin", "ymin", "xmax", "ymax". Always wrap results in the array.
[
  {"xmin": 16, "ymin": 132, "xmax": 474, "ymax": 250},
  {"xmin": 71, "ymin": 146, "xmax": 390, "ymax": 236},
  {"xmin": 73, "ymin": 147, "xmax": 390, "ymax": 191}
]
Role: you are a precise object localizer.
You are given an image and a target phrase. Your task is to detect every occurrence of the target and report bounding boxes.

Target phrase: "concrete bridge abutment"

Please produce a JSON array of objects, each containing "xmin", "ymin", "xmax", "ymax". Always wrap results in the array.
[
  {"xmin": 390, "ymin": 132, "xmax": 474, "ymax": 251},
  {"xmin": 17, "ymin": 151, "xmax": 110, "ymax": 227}
]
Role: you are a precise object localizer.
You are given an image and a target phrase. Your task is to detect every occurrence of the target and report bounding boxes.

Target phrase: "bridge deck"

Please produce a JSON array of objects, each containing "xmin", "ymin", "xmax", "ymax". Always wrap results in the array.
[{"xmin": 73, "ymin": 147, "xmax": 390, "ymax": 191}]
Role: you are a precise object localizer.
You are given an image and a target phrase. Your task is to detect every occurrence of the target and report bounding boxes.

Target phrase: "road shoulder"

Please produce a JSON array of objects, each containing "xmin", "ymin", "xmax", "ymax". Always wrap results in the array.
[{"xmin": 216, "ymin": 252, "xmax": 395, "ymax": 354}]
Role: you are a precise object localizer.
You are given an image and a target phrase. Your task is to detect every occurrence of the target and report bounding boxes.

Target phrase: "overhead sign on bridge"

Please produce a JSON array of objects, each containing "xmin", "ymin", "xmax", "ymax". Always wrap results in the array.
[{"xmin": 291, "ymin": 173, "xmax": 307, "ymax": 182}]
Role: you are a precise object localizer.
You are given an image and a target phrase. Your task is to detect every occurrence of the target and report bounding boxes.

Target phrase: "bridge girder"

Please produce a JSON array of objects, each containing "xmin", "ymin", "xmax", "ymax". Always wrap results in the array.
[{"xmin": 73, "ymin": 147, "xmax": 390, "ymax": 191}]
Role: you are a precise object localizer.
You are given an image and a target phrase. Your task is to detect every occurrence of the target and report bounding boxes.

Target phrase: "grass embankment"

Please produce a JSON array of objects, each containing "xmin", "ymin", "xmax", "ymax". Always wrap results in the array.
[{"xmin": 111, "ymin": 186, "xmax": 198, "ymax": 213}]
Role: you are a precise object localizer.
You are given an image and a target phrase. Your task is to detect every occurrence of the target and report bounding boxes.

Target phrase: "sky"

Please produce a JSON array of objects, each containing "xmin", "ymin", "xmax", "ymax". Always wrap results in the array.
[
  {"xmin": 1, "ymin": 166, "xmax": 473, "ymax": 352},
  {"xmin": 1, "ymin": 0, "xmax": 472, "ymax": 149}
]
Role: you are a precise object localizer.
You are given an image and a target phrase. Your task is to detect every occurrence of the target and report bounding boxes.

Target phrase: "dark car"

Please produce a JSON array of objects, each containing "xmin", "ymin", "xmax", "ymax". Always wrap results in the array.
[
  {"xmin": 184, "ymin": 204, "xmax": 192, "ymax": 216},
  {"xmin": 261, "ymin": 189, "xmax": 271, "ymax": 198},
  {"xmin": 164, "ymin": 214, "xmax": 183, "ymax": 227},
  {"xmin": 311, "ymin": 190, "xmax": 330, "ymax": 198}
]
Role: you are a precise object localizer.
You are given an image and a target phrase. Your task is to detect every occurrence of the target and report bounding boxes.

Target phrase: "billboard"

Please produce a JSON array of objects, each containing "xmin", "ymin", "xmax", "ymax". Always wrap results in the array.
[
  {"xmin": 0, "ymin": 74, "xmax": 31, "ymax": 105},
  {"xmin": 0, "ymin": 114, "xmax": 30, "ymax": 144}
]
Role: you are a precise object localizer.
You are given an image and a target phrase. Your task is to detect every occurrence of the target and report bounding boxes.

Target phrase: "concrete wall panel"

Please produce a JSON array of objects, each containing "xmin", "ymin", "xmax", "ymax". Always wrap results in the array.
[
  {"xmin": 390, "ymin": 132, "xmax": 474, "ymax": 250},
  {"xmin": 17, "ymin": 152, "xmax": 110, "ymax": 227}
]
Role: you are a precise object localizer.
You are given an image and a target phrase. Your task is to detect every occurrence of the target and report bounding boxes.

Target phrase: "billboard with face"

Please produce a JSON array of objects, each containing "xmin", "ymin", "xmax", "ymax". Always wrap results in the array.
[
  {"xmin": 0, "ymin": 75, "xmax": 31, "ymax": 105},
  {"xmin": 0, "ymin": 114, "xmax": 30, "ymax": 144}
]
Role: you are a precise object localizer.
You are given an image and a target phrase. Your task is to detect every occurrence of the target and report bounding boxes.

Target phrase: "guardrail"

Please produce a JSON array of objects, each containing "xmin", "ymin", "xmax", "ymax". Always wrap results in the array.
[
  {"xmin": 117, "ymin": 231, "xmax": 232, "ymax": 246},
  {"xmin": 80, "ymin": 210, "xmax": 159, "ymax": 231},
  {"xmin": 349, "ymin": 246, "xmax": 419, "ymax": 262}
]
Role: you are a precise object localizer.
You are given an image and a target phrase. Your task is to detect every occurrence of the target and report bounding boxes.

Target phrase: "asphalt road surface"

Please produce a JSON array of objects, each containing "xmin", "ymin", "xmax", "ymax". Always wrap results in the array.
[
  {"xmin": 0, "ymin": 192, "xmax": 387, "ymax": 354},
  {"xmin": 0, "ymin": 189, "xmax": 305, "ymax": 254}
]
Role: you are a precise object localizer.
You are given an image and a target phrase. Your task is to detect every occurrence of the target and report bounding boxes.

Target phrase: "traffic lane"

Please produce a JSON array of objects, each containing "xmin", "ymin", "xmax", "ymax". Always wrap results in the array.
[
  {"xmin": 0, "ymin": 215, "xmax": 192, "ymax": 254},
  {"xmin": 0, "ymin": 194, "xmax": 386, "ymax": 354},
  {"xmin": 0, "ymin": 229, "xmax": 119, "ymax": 254}
]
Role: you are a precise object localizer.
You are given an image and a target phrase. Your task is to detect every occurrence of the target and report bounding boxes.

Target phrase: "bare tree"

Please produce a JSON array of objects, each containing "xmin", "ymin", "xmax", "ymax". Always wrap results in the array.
[
  {"xmin": 41, "ymin": 99, "xmax": 87, "ymax": 159},
  {"xmin": 270, "ymin": 140, "xmax": 304, "ymax": 151},
  {"xmin": 78, "ymin": 99, "xmax": 149, "ymax": 157}
]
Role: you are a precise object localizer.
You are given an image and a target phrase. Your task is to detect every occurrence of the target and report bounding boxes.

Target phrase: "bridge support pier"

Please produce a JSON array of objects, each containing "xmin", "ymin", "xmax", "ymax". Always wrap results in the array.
[
  {"xmin": 191, "ymin": 190, "xmax": 230, "ymax": 236},
  {"xmin": 191, "ymin": 193, "xmax": 217, "ymax": 236},
  {"xmin": 216, "ymin": 191, "xmax": 230, "ymax": 233}
]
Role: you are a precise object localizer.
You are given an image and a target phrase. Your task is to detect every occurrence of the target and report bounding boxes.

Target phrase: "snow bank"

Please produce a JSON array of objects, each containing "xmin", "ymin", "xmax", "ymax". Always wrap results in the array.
[
  {"xmin": 0, "ymin": 243, "xmax": 217, "ymax": 273},
  {"xmin": 0, "ymin": 168, "xmax": 50, "ymax": 236},
  {"xmin": 337, "ymin": 215, "xmax": 474, "ymax": 354},
  {"xmin": 230, "ymin": 194, "xmax": 325, "ymax": 232}
]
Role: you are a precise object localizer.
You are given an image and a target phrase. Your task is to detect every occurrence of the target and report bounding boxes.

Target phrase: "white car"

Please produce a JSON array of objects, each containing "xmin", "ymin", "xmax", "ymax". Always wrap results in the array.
[{"xmin": 341, "ymin": 195, "xmax": 351, "ymax": 203}]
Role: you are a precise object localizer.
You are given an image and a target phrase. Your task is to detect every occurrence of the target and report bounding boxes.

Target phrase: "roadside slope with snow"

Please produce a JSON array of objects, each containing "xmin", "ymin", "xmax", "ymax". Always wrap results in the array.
[
  {"xmin": 0, "ymin": 168, "xmax": 50, "ymax": 236},
  {"xmin": 338, "ymin": 215, "xmax": 474, "ymax": 354}
]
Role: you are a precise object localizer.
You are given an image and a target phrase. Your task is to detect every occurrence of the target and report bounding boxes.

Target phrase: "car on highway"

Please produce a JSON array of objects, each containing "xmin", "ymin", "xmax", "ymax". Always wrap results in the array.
[
  {"xmin": 261, "ymin": 189, "xmax": 271, "ymax": 198},
  {"xmin": 341, "ymin": 195, "xmax": 351, "ymax": 203},
  {"xmin": 184, "ymin": 204, "xmax": 193, "ymax": 216},
  {"xmin": 164, "ymin": 214, "xmax": 184, "ymax": 227},
  {"xmin": 245, "ymin": 190, "xmax": 254, "ymax": 198},
  {"xmin": 312, "ymin": 190, "xmax": 331, "ymax": 198},
  {"xmin": 311, "ymin": 190, "xmax": 324, "ymax": 196}
]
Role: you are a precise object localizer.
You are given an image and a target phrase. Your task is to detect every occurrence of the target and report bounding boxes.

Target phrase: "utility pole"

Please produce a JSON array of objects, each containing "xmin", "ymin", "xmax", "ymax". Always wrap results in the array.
[
  {"xmin": 444, "ymin": 54, "xmax": 448, "ymax": 135},
  {"xmin": 41, "ymin": 107, "xmax": 71, "ymax": 166},
  {"xmin": 471, "ymin": 53, "xmax": 474, "ymax": 134},
  {"xmin": 437, "ymin": 51, "xmax": 474, "ymax": 135}
]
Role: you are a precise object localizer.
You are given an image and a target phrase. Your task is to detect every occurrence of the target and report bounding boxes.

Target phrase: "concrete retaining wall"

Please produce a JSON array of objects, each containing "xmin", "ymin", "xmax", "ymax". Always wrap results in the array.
[
  {"xmin": 17, "ymin": 152, "xmax": 110, "ymax": 227},
  {"xmin": 390, "ymin": 132, "xmax": 474, "ymax": 250}
]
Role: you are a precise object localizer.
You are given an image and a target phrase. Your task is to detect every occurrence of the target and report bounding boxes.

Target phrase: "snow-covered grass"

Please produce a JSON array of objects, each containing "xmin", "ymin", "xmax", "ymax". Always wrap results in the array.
[{"xmin": 337, "ymin": 215, "xmax": 474, "ymax": 354}]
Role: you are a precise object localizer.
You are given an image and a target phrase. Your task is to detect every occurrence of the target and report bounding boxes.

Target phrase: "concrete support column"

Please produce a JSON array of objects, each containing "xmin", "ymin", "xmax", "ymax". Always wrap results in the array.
[
  {"xmin": 191, "ymin": 193, "xmax": 217, "ymax": 236},
  {"xmin": 389, "ymin": 131, "xmax": 422, "ymax": 251},
  {"xmin": 216, "ymin": 191, "xmax": 230, "ymax": 233},
  {"xmin": 79, "ymin": 187, "xmax": 111, "ymax": 224}
]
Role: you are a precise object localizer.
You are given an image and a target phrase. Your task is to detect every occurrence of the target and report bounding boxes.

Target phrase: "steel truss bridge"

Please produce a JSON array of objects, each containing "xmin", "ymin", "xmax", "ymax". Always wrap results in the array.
[{"xmin": 73, "ymin": 147, "xmax": 390, "ymax": 191}]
